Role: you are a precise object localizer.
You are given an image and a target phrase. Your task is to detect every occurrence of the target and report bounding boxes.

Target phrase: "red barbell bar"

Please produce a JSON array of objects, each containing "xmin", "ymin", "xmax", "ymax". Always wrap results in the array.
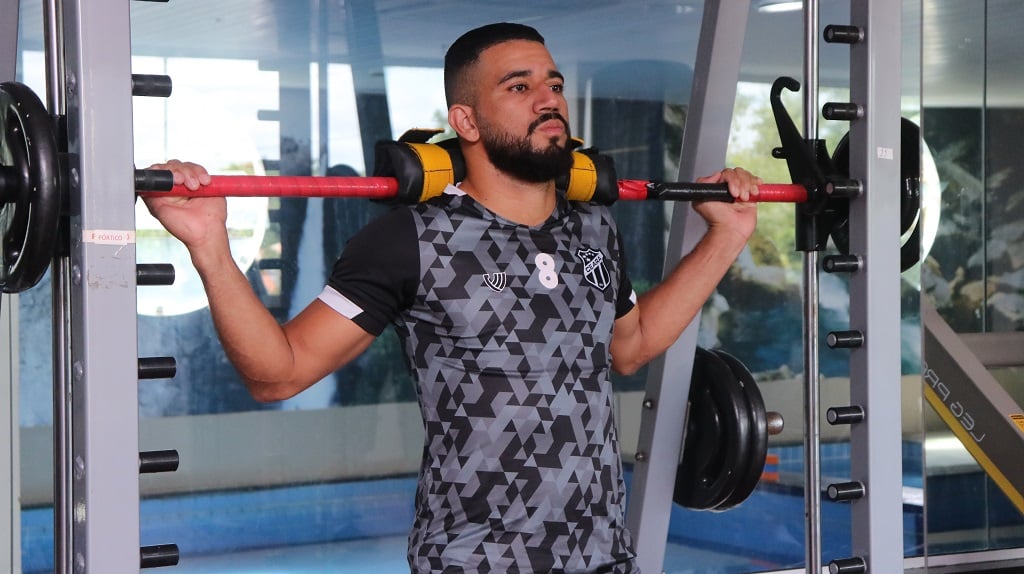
[{"xmin": 139, "ymin": 175, "xmax": 809, "ymax": 204}]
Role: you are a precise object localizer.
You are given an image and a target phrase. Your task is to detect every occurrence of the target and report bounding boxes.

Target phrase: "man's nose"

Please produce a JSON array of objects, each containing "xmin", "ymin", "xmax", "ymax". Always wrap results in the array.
[{"xmin": 534, "ymin": 89, "xmax": 562, "ymax": 113}]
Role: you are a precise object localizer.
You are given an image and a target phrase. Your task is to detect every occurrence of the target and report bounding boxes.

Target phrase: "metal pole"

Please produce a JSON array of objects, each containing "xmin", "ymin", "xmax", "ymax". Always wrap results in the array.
[
  {"xmin": 0, "ymin": 0, "xmax": 18, "ymax": 82},
  {"xmin": 847, "ymin": 0, "xmax": 905, "ymax": 569},
  {"xmin": 801, "ymin": 1, "xmax": 822, "ymax": 573},
  {"xmin": 0, "ymin": 1, "xmax": 21, "ymax": 572},
  {"xmin": 63, "ymin": 0, "xmax": 142, "ymax": 569},
  {"xmin": 42, "ymin": 0, "xmax": 74, "ymax": 571},
  {"xmin": 625, "ymin": 1, "xmax": 752, "ymax": 571}
]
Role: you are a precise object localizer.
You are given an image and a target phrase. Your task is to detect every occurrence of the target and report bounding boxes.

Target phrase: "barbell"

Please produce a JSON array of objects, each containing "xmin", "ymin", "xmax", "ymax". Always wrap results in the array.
[
  {"xmin": 136, "ymin": 172, "xmax": 810, "ymax": 204},
  {"xmin": 0, "ymin": 79, "xmax": 925, "ymax": 296}
]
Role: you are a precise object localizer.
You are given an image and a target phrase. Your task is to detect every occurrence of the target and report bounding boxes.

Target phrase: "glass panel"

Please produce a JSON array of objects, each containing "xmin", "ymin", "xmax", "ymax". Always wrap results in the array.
[{"xmin": 921, "ymin": 0, "xmax": 1024, "ymax": 560}]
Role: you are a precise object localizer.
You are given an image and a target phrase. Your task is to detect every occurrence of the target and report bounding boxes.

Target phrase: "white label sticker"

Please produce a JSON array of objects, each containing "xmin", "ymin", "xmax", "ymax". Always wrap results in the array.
[
  {"xmin": 83, "ymin": 229, "xmax": 136, "ymax": 245},
  {"xmin": 877, "ymin": 146, "xmax": 894, "ymax": 160}
]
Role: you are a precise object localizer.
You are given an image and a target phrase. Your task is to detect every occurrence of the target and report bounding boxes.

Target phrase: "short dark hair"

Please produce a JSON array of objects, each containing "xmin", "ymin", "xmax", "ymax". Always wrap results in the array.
[{"xmin": 444, "ymin": 22, "xmax": 546, "ymax": 108}]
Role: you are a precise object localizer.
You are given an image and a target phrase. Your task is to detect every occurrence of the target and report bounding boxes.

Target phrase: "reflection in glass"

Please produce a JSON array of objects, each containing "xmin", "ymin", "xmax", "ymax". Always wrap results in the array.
[{"xmin": 921, "ymin": 0, "xmax": 1024, "ymax": 560}]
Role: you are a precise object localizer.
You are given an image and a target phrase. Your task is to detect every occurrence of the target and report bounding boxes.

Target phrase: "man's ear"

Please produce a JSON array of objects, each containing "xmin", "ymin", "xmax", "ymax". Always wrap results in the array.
[{"xmin": 448, "ymin": 105, "xmax": 479, "ymax": 143}]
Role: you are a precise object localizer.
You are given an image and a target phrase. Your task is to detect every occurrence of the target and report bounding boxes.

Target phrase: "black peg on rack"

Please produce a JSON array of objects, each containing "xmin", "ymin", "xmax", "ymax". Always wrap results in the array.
[
  {"xmin": 829, "ymin": 556, "xmax": 867, "ymax": 574},
  {"xmin": 139, "ymin": 357, "xmax": 177, "ymax": 380},
  {"xmin": 827, "ymin": 405, "xmax": 865, "ymax": 425},
  {"xmin": 139, "ymin": 450, "xmax": 179, "ymax": 474},
  {"xmin": 825, "ymin": 178, "xmax": 863, "ymax": 199},
  {"xmin": 137, "ymin": 263, "xmax": 175, "ymax": 286},
  {"xmin": 823, "ymin": 254, "xmax": 862, "ymax": 274},
  {"xmin": 131, "ymin": 74, "xmax": 172, "ymax": 98},
  {"xmin": 822, "ymin": 102, "xmax": 863, "ymax": 121},
  {"xmin": 827, "ymin": 481, "xmax": 866, "ymax": 502},
  {"xmin": 140, "ymin": 543, "xmax": 179, "ymax": 569},
  {"xmin": 824, "ymin": 25, "xmax": 864, "ymax": 45},
  {"xmin": 827, "ymin": 330, "xmax": 864, "ymax": 349}
]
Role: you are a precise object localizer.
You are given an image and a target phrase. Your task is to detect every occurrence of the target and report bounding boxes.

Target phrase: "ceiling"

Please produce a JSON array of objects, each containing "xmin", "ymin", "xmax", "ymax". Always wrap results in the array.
[{"xmin": 10, "ymin": 0, "xmax": 1024, "ymax": 108}]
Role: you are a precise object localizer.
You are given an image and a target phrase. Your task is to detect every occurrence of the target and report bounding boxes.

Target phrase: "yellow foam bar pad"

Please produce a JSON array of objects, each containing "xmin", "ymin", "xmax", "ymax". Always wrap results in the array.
[
  {"xmin": 407, "ymin": 142, "xmax": 455, "ymax": 202},
  {"xmin": 374, "ymin": 131, "xmax": 618, "ymax": 205},
  {"xmin": 563, "ymin": 150, "xmax": 598, "ymax": 202}
]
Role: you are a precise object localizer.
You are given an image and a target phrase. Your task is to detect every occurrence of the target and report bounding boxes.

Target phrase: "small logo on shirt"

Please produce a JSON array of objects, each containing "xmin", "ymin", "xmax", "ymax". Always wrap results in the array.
[
  {"xmin": 576, "ymin": 247, "xmax": 610, "ymax": 290},
  {"xmin": 483, "ymin": 272, "xmax": 507, "ymax": 292}
]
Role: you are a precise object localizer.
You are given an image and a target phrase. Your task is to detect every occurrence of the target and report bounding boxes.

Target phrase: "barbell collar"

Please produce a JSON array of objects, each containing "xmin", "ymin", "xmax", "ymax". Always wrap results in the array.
[
  {"xmin": 766, "ymin": 411, "xmax": 784, "ymax": 435},
  {"xmin": 135, "ymin": 168, "xmax": 174, "ymax": 192}
]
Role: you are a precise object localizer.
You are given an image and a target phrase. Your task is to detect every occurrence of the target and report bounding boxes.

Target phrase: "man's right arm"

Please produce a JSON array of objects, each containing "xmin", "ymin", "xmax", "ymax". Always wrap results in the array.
[{"xmin": 142, "ymin": 160, "xmax": 375, "ymax": 402}]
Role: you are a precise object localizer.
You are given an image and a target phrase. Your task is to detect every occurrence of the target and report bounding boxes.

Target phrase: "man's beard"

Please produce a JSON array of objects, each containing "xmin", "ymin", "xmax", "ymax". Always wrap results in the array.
[{"xmin": 479, "ymin": 113, "xmax": 574, "ymax": 183}]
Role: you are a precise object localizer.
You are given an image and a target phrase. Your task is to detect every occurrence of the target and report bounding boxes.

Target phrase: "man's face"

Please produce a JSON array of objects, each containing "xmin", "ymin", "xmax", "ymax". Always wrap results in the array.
[{"xmin": 471, "ymin": 40, "xmax": 574, "ymax": 183}]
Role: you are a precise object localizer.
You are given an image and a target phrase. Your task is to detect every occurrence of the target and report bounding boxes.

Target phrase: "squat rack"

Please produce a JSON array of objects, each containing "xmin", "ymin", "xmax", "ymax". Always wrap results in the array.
[
  {"xmin": 1, "ymin": 0, "xmax": 906, "ymax": 573},
  {"xmin": 626, "ymin": 0, "xmax": 905, "ymax": 573}
]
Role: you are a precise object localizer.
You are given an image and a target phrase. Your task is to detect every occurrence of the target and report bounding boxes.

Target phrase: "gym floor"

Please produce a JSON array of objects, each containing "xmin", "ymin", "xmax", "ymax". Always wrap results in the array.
[{"xmin": 177, "ymin": 537, "xmax": 763, "ymax": 574}]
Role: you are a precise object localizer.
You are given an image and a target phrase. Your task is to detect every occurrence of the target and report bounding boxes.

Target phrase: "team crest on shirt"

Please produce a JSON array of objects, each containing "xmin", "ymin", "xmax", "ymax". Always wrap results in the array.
[{"xmin": 576, "ymin": 247, "xmax": 610, "ymax": 290}]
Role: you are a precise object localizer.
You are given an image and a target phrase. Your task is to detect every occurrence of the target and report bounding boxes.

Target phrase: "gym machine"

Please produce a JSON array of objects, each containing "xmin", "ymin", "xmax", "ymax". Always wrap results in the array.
[
  {"xmin": 0, "ymin": 0, "xmax": 912, "ymax": 572},
  {"xmin": 625, "ymin": 1, "xmax": 905, "ymax": 573}
]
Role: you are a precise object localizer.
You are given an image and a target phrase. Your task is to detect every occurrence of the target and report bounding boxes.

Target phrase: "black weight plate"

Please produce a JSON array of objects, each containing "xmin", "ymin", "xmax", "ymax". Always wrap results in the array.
[
  {"xmin": 711, "ymin": 349, "xmax": 769, "ymax": 511},
  {"xmin": 674, "ymin": 347, "xmax": 753, "ymax": 510},
  {"xmin": 0, "ymin": 81, "xmax": 60, "ymax": 293},
  {"xmin": 674, "ymin": 381, "xmax": 723, "ymax": 504},
  {"xmin": 829, "ymin": 117, "xmax": 923, "ymax": 272}
]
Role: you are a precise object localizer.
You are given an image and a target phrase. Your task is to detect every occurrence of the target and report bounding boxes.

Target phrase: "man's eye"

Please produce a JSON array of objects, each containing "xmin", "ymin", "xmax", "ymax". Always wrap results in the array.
[
  {"xmin": 510, "ymin": 84, "xmax": 527, "ymax": 92},
  {"xmin": 551, "ymin": 84, "xmax": 564, "ymax": 93}
]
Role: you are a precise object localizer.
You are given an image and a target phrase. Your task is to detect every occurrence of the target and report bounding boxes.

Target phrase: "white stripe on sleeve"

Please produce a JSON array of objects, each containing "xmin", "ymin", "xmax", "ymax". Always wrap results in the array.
[{"xmin": 317, "ymin": 286, "xmax": 366, "ymax": 320}]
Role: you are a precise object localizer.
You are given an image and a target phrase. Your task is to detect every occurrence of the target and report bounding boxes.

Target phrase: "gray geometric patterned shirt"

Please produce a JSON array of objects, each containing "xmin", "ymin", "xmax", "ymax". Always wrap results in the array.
[{"xmin": 320, "ymin": 185, "xmax": 640, "ymax": 573}]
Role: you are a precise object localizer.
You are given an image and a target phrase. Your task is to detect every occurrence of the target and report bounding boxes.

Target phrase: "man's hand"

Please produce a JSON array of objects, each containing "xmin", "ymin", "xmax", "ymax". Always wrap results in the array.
[
  {"xmin": 141, "ymin": 160, "xmax": 227, "ymax": 252},
  {"xmin": 693, "ymin": 167, "xmax": 761, "ymax": 242}
]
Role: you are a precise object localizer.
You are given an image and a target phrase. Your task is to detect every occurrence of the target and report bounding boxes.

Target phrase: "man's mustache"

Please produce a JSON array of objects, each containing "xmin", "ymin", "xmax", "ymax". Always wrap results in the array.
[{"xmin": 528, "ymin": 112, "xmax": 570, "ymax": 136}]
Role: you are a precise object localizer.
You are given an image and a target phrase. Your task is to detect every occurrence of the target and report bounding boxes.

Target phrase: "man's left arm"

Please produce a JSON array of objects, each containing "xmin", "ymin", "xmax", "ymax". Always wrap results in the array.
[{"xmin": 609, "ymin": 167, "xmax": 760, "ymax": 375}]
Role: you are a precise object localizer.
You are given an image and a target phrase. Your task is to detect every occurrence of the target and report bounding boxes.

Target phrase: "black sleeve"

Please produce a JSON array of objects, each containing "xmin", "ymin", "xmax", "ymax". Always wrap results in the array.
[
  {"xmin": 322, "ymin": 207, "xmax": 418, "ymax": 335},
  {"xmin": 614, "ymin": 226, "xmax": 637, "ymax": 319}
]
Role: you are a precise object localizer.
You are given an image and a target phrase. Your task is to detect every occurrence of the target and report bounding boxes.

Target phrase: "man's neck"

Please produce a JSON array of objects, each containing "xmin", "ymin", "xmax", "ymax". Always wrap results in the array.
[{"xmin": 458, "ymin": 166, "xmax": 557, "ymax": 227}]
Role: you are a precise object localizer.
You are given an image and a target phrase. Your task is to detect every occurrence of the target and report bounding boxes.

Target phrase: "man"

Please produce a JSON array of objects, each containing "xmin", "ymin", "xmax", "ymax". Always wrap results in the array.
[{"xmin": 145, "ymin": 22, "xmax": 759, "ymax": 574}]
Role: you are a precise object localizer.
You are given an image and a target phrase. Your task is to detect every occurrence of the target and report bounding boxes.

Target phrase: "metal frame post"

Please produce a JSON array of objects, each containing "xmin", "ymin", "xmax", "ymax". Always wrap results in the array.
[
  {"xmin": 0, "ymin": 0, "xmax": 17, "ymax": 82},
  {"xmin": 2, "ymin": 295, "xmax": 20, "ymax": 574},
  {"xmin": 840, "ymin": 0, "xmax": 905, "ymax": 570},
  {"xmin": 62, "ymin": 0, "xmax": 142, "ymax": 571},
  {"xmin": 2, "ymin": 3, "xmax": 22, "ymax": 572},
  {"xmin": 625, "ymin": 1, "xmax": 751, "ymax": 572},
  {"xmin": 801, "ymin": 1, "xmax": 823, "ymax": 571},
  {"xmin": 42, "ymin": 0, "xmax": 75, "ymax": 570}
]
